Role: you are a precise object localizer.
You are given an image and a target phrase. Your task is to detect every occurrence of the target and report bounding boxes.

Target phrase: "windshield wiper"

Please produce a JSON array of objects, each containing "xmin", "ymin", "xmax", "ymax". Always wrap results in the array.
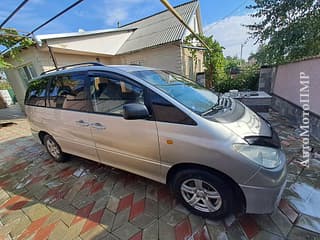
[{"xmin": 201, "ymin": 103, "xmax": 223, "ymax": 116}]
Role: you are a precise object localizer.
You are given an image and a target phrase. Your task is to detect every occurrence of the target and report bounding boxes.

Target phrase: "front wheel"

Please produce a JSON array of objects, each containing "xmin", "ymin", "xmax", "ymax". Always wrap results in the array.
[
  {"xmin": 172, "ymin": 169, "xmax": 233, "ymax": 219},
  {"xmin": 43, "ymin": 135, "xmax": 66, "ymax": 162}
]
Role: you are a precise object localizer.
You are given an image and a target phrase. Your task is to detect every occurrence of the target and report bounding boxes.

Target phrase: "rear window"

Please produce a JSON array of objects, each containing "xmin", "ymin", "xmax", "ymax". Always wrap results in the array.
[{"xmin": 25, "ymin": 78, "xmax": 49, "ymax": 107}]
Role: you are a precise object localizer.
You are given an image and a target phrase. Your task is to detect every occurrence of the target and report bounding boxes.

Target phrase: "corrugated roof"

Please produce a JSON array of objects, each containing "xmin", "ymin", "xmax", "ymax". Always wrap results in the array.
[
  {"xmin": 117, "ymin": 0, "xmax": 199, "ymax": 54},
  {"xmin": 36, "ymin": 28, "xmax": 135, "ymax": 41}
]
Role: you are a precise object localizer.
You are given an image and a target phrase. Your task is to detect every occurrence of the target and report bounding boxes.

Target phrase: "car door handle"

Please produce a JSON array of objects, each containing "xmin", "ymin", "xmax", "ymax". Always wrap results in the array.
[
  {"xmin": 91, "ymin": 122, "xmax": 106, "ymax": 130},
  {"xmin": 75, "ymin": 120, "xmax": 90, "ymax": 127}
]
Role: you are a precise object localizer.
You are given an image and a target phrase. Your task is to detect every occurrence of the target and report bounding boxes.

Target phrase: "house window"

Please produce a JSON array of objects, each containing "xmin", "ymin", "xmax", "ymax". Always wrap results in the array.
[{"xmin": 18, "ymin": 64, "xmax": 37, "ymax": 86}]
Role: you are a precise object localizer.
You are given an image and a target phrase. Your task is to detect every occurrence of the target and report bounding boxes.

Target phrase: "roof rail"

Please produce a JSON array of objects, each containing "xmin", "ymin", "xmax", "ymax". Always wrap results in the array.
[{"xmin": 40, "ymin": 62, "xmax": 105, "ymax": 75}]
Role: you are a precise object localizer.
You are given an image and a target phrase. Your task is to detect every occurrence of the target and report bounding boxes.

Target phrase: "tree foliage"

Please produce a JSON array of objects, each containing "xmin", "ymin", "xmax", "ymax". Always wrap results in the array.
[
  {"xmin": 184, "ymin": 34, "xmax": 226, "ymax": 88},
  {"xmin": 246, "ymin": 0, "xmax": 320, "ymax": 65},
  {"xmin": 0, "ymin": 28, "xmax": 34, "ymax": 69}
]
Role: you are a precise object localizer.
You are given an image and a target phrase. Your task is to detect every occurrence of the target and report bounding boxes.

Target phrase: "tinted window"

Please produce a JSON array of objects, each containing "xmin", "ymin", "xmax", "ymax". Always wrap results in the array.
[
  {"xmin": 90, "ymin": 73, "xmax": 144, "ymax": 116},
  {"xmin": 131, "ymin": 70, "xmax": 219, "ymax": 115},
  {"xmin": 25, "ymin": 78, "xmax": 48, "ymax": 107},
  {"xmin": 47, "ymin": 74, "xmax": 89, "ymax": 111},
  {"xmin": 148, "ymin": 90, "xmax": 196, "ymax": 125}
]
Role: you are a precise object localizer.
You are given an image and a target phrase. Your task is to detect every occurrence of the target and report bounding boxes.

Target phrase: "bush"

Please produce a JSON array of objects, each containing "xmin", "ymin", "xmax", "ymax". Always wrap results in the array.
[
  {"xmin": 0, "ymin": 82, "xmax": 11, "ymax": 90},
  {"xmin": 214, "ymin": 65, "xmax": 260, "ymax": 93}
]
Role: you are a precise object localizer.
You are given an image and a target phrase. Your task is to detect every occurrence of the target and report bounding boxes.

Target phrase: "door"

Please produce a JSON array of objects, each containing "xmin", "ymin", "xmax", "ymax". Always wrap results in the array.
[
  {"xmin": 45, "ymin": 73, "xmax": 98, "ymax": 162},
  {"xmin": 87, "ymin": 71, "xmax": 161, "ymax": 182}
]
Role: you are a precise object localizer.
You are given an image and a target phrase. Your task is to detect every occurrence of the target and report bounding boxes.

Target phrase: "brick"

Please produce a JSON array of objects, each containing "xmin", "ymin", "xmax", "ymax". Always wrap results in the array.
[
  {"xmin": 131, "ymin": 214, "xmax": 156, "ymax": 229},
  {"xmin": 81, "ymin": 209, "xmax": 104, "ymax": 234},
  {"xmin": 159, "ymin": 220, "xmax": 175, "ymax": 240},
  {"xmin": 112, "ymin": 207, "xmax": 130, "ymax": 231},
  {"xmin": 72, "ymin": 202, "xmax": 95, "ymax": 225},
  {"xmin": 278, "ymin": 199, "xmax": 298, "ymax": 223},
  {"xmin": 80, "ymin": 225, "xmax": 109, "ymax": 240},
  {"xmin": 193, "ymin": 226, "xmax": 211, "ymax": 240},
  {"xmin": 142, "ymin": 220, "xmax": 158, "ymax": 240},
  {"xmin": 48, "ymin": 221, "xmax": 69, "ymax": 240},
  {"xmin": 100, "ymin": 209, "xmax": 115, "ymax": 231},
  {"xmin": 129, "ymin": 198, "xmax": 145, "ymax": 220},
  {"xmin": 252, "ymin": 231, "xmax": 283, "ymax": 240},
  {"xmin": 160, "ymin": 210, "xmax": 186, "ymax": 227},
  {"xmin": 90, "ymin": 182, "xmax": 105, "ymax": 195},
  {"xmin": 23, "ymin": 202, "xmax": 52, "ymax": 221},
  {"xmin": 130, "ymin": 231, "xmax": 142, "ymax": 240},
  {"xmin": 117, "ymin": 193, "xmax": 134, "ymax": 212},
  {"xmin": 175, "ymin": 218, "xmax": 192, "ymax": 240},
  {"xmin": 0, "ymin": 195, "xmax": 22, "ymax": 209},
  {"xmin": 61, "ymin": 219, "xmax": 86, "ymax": 240},
  {"xmin": 18, "ymin": 215, "xmax": 49, "ymax": 240},
  {"xmin": 271, "ymin": 209, "xmax": 293, "ymax": 237},
  {"xmin": 33, "ymin": 222, "xmax": 56, "ymax": 240},
  {"xmin": 106, "ymin": 196, "xmax": 120, "ymax": 213},
  {"xmin": 239, "ymin": 215, "xmax": 260, "ymax": 239},
  {"xmin": 113, "ymin": 222, "xmax": 140, "ymax": 240}
]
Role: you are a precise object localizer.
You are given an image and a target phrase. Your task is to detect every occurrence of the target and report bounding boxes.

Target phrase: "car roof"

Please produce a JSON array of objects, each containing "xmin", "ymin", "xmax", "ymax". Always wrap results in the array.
[{"xmin": 36, "ymin": 64, "xmax": 157, "ymax": 79}]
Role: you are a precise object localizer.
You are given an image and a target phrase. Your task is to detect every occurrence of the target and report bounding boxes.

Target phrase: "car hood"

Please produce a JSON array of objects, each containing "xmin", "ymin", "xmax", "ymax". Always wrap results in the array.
[{"xmin": 205, "ymin": 99, "xmax": 271, "ymax": 138}]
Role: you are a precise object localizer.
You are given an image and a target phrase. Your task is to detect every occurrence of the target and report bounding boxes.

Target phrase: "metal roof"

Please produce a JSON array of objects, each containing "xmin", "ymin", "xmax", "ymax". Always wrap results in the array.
[
  {"xmin": 117, "ymin": 0, "xmax": 199, "ymax": 54},
  {"xmin": 36, "ymin": 28, "xmax": 135, "ymax": 41}
]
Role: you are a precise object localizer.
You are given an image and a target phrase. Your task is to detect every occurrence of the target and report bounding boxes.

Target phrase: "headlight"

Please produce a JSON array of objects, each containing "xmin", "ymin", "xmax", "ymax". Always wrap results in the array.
[{"xmin": 233, "ymin": 144, "xmax": 281, "ymax": 169}]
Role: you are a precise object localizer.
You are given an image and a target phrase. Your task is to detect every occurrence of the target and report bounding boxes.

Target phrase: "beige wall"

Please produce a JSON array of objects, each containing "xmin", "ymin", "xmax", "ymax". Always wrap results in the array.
[
  {"xmin": 273, "ymin": 57, "xmax": 320, "ymax": 115},
  {"xmin": 181, "ymin": 47, "xmax": 204, "ymax": 79},
  {"xmin": 112, "ymin": 43, "xmax": 183, "ymax": 74},
  {"xmin": 5, "ymin": 47, "xmax": 43, "ymax": 106}
]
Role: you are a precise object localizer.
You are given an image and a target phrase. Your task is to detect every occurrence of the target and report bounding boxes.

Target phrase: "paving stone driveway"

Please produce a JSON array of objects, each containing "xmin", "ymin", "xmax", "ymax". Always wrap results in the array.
[{"xmin": 1, "ymin": 106, "xmax": 320, "ymax": 240}]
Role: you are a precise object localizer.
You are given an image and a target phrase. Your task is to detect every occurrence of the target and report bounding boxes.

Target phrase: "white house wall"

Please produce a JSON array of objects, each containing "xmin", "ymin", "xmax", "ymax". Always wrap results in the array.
[
  {"xmin": 4, "ymin": 47, "xmax": 43, "ymax": 106},
  {"xmin": 46, "ymin": 31, "xmax": 132, "ymax": 56}
]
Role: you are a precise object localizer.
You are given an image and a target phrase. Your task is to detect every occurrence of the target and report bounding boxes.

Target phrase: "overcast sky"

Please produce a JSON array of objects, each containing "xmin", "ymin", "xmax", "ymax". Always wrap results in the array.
[{"xmin": 0, "ymin": 0, "xmax": 259, "ymax": 59}]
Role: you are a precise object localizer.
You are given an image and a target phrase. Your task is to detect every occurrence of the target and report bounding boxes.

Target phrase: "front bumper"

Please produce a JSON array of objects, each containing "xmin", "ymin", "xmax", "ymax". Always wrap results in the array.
[
  {"xmin": 240, "ymin": 179, "xmax": 287, "ymax": 214},
  {"xmin": 240, "ymin": 150, "xmax": 287, "ymax": 214}
]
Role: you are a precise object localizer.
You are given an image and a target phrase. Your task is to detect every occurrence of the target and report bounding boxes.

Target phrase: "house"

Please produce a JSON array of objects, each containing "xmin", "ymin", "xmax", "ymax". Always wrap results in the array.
[{"xmin": 4, "ymin": 0, "xmax": 204, "ymax": 106}]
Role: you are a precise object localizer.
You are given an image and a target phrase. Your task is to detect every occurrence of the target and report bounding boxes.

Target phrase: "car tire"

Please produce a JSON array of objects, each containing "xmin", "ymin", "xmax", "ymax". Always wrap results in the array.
[
  {"xmin": 172, "ymin": 169, "xmax": 233, "ymax": 219},
  {"xmin": 43, "ymin": 135, "xmax": 66, "ymax": 162}
]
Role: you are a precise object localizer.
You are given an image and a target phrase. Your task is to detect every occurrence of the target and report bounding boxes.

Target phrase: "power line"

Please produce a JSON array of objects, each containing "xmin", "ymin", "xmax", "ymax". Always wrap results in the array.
[
  {"xmin": 205, "ymin": 0, "xmax": 250, "ymax": 32},
  {"xmin": 1, "ymin": 0, "xmax": 85, "ymax": 55},
  {"xmin": 0, "ymin": 0, "xmax": 30, "ymax": 28},
  {"xmin": 28, "ymin": 0, "xmax": 84, "ymax": 35}
]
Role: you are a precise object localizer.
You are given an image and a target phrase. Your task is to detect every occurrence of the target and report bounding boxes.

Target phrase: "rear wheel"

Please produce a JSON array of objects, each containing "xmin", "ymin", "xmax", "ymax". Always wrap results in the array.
[
  {"xmin": 172, "ymin": 169, "xmax": 233, "ymax": 219},
  {"xmin": 43, "ymin": 135, "xmax": 66, "ymax": 162}
]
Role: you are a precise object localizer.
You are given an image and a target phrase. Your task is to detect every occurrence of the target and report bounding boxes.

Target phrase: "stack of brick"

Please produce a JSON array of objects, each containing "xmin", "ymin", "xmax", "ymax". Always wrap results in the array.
[{"xmin": 0, "ymin": 94, "xmax": 7, "ymax": 109}]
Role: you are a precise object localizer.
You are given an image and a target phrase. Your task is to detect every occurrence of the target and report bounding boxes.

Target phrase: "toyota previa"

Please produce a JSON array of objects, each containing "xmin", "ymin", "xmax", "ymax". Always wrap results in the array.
[{"xmin": 25, "ymin": 62, "xmax": 287, "ymax": 219}]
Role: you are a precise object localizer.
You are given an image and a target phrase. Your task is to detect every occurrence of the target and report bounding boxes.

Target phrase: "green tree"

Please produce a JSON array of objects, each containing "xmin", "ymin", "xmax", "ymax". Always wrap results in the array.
[
  {"xmin": 246, "ymin": 0, "xmax": 320, "ymax": 65},
  {"xmin": 0, "ymin": 28, "xmax": 34, "ymax": 68},
  {"xmin": 184, "ymin": 34, "xmax": 226, "ymax": 88}
]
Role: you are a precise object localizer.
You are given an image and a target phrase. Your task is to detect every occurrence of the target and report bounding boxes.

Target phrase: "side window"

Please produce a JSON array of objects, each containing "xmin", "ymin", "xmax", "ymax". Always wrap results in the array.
[
  {"xmin": 90, "ymin": 73, "xmax": 144, "ymax": 116},
  {"xmin": 25, "ymin": 78, "xmax": 48, "ymax": 107},
  {"xmin": 149, "ymin": 90, "xmax": 196, "ymax": 125},
  {"xmin": 47, "ymin": 73, "xmax": 89, "ymax": 111}
]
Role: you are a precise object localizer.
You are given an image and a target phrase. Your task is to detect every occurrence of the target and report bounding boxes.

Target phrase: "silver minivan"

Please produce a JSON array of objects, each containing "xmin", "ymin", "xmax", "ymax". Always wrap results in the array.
[{"xmin": 25, "ymin": 62, "xmax": 287, "ymax": 219}]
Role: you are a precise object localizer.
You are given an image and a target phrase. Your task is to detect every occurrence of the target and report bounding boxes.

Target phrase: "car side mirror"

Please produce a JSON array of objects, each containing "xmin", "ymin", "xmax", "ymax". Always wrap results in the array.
[{"xmin": 123, "ymin": 103, "xmax": 149, "ymax": 120}]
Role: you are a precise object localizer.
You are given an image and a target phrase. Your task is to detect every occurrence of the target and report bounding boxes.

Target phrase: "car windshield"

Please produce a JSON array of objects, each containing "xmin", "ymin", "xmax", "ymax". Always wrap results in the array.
[{"xmin": 131, "ymin": 70, "xmax": 219, "ymax": 114}]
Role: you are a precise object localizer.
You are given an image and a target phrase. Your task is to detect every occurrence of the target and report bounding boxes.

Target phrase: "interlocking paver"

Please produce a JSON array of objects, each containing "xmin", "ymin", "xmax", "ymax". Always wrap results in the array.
[
  {"xmin": 1, "ymin": 106, "xmax": 320, "ymax": 239},
  {"xmin": 112, "ymin": 222, "xmax": 140, "ymax": 240}
]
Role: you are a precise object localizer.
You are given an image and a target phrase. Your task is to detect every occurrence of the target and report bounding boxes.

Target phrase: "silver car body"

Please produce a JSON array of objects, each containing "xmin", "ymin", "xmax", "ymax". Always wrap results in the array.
[{"xmin": 25, "ymin": 65, "xmax": 287, "ymax": 214}]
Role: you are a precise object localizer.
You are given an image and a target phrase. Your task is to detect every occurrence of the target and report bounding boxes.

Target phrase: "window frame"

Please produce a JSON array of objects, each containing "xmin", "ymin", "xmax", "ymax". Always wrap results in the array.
[
  {"xmin": 24, "ymin": 77, "xmax": 50, "ymax": 107},
  {"xmin": 45, "ymin": 71, "xmax": 92, "ymax": 112},
  {"xmin": 18, "ymin": 63, "xmax": 37, "ymax": 87},
  {"xmin": 144, "ymin": 89, "xmax": 197, "ymax": 126},
  {"xmin": 88, "ymin": 71, "xmax": 147, "ymax": 117}
]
